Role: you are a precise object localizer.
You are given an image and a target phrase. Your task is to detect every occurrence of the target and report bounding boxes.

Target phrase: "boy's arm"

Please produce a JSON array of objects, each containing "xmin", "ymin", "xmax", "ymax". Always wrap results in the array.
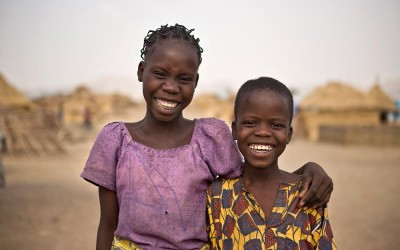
[
  {"xmin": 96, "ymin": 186, "xmax": 119, "ymax": 250},
  {"xmin": 293, "ymin": 162, "xmax": 333, "ymax": 208}
]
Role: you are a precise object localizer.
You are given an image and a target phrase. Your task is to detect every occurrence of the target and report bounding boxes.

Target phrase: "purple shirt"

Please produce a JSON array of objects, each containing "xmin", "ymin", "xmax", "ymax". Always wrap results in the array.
[{"xmin": 81, "ymin": 118, "xmax": 242, "ymax": 249}]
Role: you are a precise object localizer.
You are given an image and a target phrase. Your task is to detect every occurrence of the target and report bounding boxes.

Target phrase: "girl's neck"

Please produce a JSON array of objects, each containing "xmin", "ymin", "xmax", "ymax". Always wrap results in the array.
[
  {"xmin": 141, "ymin": 114, "xmax": 188, "ymax": 133},
  {"xmin": 129, "ymin": 114, "xmax": 195, "ymax": 149}
]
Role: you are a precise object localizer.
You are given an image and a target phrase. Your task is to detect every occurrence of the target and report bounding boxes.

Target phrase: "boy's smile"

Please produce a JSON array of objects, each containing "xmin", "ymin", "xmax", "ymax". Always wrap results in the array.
[{"xmin": 232, "ymin": 90, "xmax": 292, "ymax": 169}]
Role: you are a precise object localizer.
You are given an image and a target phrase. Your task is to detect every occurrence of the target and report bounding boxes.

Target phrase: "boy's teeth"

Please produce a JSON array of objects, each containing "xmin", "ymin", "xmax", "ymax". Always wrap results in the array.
[
  {"xmin": 156, "ymin": 99, "xmax": 178, "ymax": 109},
  {"xmin": 249, "ymin": 144, "xmax": 273, "ymax": 151}
]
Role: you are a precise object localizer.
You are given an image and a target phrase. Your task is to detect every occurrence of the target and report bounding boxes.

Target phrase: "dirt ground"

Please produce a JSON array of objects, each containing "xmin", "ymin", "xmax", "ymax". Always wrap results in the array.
[{"xmin": 1, "ymin": 110, "xmax": 400, "ymax": 249}]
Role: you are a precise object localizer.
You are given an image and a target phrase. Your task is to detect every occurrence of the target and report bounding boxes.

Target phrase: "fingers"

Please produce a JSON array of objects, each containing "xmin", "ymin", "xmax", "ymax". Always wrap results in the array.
[
  {"xmin": 299, "ymin": 176, "xmax": 334, "ymax": 209},
  {"xmin": 298, "ymin": 175, "xmax": 313, "ymax": 208},
  {"xmin": 299, "ymin": 174, "xmax": 311, "ymax": 198}
]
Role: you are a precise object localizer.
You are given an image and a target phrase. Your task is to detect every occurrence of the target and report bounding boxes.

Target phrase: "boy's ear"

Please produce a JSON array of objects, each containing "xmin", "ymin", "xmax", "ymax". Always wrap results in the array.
[
  {"xmin": 287, "ymin": 126, "xmax": 293, "ymax": 144},
  {"xmin": 137, "ymin": 61, "xmax": 145, "ymax": 82},
  {"xmin": 195, "ymin": 73, "xmax": 199, "ymax": 88},
  {"xmin": 231, "ymin": 121, "xmax": 237, "ymax": 140}
]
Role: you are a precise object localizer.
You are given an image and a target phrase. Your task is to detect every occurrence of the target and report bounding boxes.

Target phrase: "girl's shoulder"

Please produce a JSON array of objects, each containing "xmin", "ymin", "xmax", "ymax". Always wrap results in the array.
[
  {"xmin": 96, "ymin": 122, "xmax": 131, "ymax": 145},
  {"xmin": 196, "ymin": 117, "xmax": 228, "ymax": 127},
  {"xmin": 195, "ymin": 118, "xmax": 231, "ymax": 134}
]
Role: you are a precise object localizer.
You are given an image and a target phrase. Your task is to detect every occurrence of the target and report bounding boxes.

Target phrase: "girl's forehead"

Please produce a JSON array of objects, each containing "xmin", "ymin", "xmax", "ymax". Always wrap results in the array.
[{"xmin": 146, "ymin": 39, "xmax": 199, "ymax": 60}]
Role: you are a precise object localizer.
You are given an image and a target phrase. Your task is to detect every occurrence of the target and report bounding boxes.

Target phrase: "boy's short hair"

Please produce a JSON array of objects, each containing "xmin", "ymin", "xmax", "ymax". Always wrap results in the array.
[{"xmin": 234, "ymin": 77, "xmax": 294, "ymax": 123}]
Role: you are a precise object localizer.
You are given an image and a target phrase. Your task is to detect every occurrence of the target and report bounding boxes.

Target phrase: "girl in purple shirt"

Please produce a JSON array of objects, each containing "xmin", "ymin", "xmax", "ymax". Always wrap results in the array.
[{"xmin": 81, "ymin": 24, "xmax": 333, "ymax": 250}]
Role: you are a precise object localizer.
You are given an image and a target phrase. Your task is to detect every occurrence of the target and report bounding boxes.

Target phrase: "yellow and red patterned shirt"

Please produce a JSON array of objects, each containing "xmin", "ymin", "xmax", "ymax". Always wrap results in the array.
[{"xmin": 207, "ymin": 177, "xmax": 337, "ymax": 250}]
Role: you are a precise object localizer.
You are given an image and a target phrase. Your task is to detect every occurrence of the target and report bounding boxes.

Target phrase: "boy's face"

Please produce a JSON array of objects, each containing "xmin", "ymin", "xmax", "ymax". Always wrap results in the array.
[
  {"xmin": 232, "ymin": 90, "xmax": 292, "ymax": 169},
  {"xmin": 137, "ymin": 39, "xmax": 199, "ymax": 122}
]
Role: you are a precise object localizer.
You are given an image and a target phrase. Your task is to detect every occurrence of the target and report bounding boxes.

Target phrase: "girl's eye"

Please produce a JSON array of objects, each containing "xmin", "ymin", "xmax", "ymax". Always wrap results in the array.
[
  {"xmin": 154, "ymin": 71, "xmax": 165, "ymax": 78},
  {"xmin": 179, "ymin": 77, "xmax": 193, "ymax": 83}
]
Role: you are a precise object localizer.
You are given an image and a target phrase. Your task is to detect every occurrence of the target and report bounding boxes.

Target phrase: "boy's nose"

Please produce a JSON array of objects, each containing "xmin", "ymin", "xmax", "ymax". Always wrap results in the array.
[
  {"xmin": 162, "ymin": 78, "xmax": 179, "ymax": 93},
  {"xmin": 255, "ymin": 125, "xmax": 272, "ymax": 137}
]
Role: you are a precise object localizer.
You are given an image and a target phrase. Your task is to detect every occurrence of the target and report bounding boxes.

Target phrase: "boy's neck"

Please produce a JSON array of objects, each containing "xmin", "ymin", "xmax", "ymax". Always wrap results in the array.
[{"xmin": 242, "ymin": 163, "xmax": 283, "ymax": 186}]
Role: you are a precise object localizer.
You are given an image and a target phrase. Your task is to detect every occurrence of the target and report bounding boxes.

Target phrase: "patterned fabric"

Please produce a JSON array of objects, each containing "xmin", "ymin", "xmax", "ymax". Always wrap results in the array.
[
  {"xmin": 81, "ymin": 118, "xmax": 242, "ymax": 249},
  {"xmin": 111, "ymin": 236, "xmax": 211, "ymax": 250},
  {"xmin": 207, "ymin": 178, "xmax": 337, "ymax": 250},
  {"xmin": 112, "ymin": 236, "xmax": 142, "ymax": 250}
]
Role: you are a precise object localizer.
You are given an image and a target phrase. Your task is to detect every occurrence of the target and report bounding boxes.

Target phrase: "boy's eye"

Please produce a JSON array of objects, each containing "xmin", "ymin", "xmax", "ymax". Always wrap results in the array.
[
  {"xmin": 242, "ymin": 121, "xmax": 257, "ymax": 127},
  {"xmin": 270, "ymin": 122, "xmax": 285, "ymax": 129}
]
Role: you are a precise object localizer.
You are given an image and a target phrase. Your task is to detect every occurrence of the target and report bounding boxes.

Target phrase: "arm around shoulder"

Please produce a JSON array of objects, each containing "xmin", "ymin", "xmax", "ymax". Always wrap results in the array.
[{"xmin": 294, "ymin": 162, "xmax": 333, "ymax": 209}]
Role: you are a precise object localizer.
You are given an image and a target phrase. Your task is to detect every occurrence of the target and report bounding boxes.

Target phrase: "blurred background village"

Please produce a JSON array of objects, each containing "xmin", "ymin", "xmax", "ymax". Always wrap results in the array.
[{"xmin": 0, "ymin": 71, "xmax": 399, "ymax": 157}]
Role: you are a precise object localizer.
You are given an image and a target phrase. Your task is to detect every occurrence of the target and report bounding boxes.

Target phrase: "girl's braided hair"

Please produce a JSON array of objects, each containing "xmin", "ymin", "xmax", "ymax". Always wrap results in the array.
[{"xmin": 140, "ymin": 24, "xmax": 204, "ymax": 64}]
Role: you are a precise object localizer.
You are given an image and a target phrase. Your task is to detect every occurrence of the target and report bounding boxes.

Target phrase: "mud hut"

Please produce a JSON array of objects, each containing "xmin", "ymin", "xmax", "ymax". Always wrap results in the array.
[
  {"xmin": 0, "ymin": 73, "xmax": 65, "ymax": 156},
  {"xmin": 0, "ymin": 73, "xmax": 34, "ymax": 111},
  {"xmin": 296, "ymin": 81, "xmax": 397, "ymax": 144},
  {"xmin": 186, "ymin": 92, "xmax": 235, "ymax": 123},
  {"xmin": 367, "ymin": 84, "xmax": 396, "ymax": 123}
]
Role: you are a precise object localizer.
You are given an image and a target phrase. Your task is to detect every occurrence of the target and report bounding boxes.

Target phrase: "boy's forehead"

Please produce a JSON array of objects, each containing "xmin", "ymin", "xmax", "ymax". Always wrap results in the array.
[{"xmin": 238, "ymin": 90, "xmax": 290, "ymax": 112}]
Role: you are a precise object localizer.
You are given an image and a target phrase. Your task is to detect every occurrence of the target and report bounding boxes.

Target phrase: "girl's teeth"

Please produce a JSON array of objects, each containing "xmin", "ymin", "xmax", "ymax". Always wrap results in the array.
[
  {"xmin": 249, "ymin": 144, "xmax": 272, "ymax": 151},
  {"xmin": 157, "ymin": 99, "xmax": 178, "ymax": 108}
]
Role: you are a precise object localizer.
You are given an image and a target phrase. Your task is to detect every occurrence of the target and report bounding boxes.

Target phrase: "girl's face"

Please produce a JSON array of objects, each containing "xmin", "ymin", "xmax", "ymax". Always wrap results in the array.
[
  {"xmin": 232, "ymin": 90, "xmax": 292, "ymax": 170},
  {"xmin": 137, "ymin": 39, "xmax": 199, "ymax": 123}
]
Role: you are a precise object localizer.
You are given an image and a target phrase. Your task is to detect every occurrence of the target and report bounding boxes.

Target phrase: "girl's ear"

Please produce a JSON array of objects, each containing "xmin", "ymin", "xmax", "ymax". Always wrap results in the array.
[
  {"xmin": 137, "ymin": 61, "xmax": 145, "ymax": 82},
  {"xmin": 231, "ymin": 121, "xmax": 237, "ymax": 140},
  {"xmin": 195, "ymin": 73, "xmax": 199, "ymax": 88},
  {"xmin": 287, "ymin": 126, "xmax": 293, "ymax": 144}
]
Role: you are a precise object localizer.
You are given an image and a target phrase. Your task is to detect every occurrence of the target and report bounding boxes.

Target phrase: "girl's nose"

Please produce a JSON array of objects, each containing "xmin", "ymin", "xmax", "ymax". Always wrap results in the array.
[{"xmin": 162, "ymin": 78, "xmax": 179, "ymax": 94}]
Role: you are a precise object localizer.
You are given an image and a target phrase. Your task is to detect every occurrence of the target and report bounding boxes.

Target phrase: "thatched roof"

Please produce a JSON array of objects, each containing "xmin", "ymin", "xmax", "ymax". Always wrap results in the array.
[
  {"xmin": 0, "ymin": 73, "xmax": 33, "ymax": 109},
  {"xmin": 299, "ymin": 82, "xmax": 394, "ymax": 111},
  {"xmin": 367, "ymin": 84, "xmax": 395, "ymax": 111}
]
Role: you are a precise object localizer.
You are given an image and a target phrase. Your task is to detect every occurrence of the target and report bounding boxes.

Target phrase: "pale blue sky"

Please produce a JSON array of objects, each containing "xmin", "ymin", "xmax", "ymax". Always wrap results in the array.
[{"xmin": 1, "ymin": 0, "xmax": 399, "ymax": 100}]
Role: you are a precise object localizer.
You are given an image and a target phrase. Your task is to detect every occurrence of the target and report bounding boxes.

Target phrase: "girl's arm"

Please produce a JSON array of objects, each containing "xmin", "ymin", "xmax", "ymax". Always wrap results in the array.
[
  {"xmin": 96, "ymin": 186, "xmax": 119, "ymax": 250},
  {"xmin": 293, "ymin": 162, "xmax": 334, "ymax": 209}
]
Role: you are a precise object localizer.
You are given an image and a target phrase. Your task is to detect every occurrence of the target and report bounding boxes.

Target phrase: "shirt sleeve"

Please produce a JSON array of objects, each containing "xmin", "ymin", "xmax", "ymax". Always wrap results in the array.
[
  {"xmin": 80, "ymin": 122, "xmax": 123, "ymax": 191},
  {"xmin": 312, "ymin": 206, "xmax": 337, "ymax": 249},
  {"xmin": 199, "ymin": 118, "xmax": 242, "ymax": 178}
]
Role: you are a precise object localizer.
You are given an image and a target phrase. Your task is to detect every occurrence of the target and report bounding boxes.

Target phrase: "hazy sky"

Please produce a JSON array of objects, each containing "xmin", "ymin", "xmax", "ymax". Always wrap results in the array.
[{"xmin": 1, "ymin": 0, "xmax": 399, "ymax": 100}]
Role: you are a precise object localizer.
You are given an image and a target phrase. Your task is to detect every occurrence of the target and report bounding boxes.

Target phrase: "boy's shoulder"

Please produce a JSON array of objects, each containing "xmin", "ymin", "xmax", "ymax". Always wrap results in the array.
[{"xmin": 208, "ymin": 177, "xmax": 241, "ymax": 197}]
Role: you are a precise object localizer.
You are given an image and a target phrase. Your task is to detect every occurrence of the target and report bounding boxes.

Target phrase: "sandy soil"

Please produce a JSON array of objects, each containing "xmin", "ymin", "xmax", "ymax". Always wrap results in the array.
[{"xmin": 1, "ymin": 112, "xmax": 400, "ymax": 249}]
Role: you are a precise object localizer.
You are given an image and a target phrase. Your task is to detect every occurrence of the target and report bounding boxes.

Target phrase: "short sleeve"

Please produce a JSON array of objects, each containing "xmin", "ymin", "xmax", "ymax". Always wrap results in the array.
[
  {"xmin": 80, "ymin": 122, "xmax": 123, "ymax": 191},
  {"xmin": 198, "ymin": 118, "xmax": 242, "ymax": 178},
  {"xmin": 314, "ymin": 206, "xmax": 337, "ymax": 249}
]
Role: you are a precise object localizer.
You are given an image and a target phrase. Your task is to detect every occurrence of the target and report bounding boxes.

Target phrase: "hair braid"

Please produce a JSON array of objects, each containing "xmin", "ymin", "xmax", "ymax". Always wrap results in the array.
[{"xmin": 140, "ymin": 24, "xmax": 203, "ymax": 64}]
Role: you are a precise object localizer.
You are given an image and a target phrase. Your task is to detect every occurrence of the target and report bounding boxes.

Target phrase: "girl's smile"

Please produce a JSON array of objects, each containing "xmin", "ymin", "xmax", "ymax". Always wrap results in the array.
[{"xmin": 138, "ymin": 39, "xmax": 199, "ymax": 123}]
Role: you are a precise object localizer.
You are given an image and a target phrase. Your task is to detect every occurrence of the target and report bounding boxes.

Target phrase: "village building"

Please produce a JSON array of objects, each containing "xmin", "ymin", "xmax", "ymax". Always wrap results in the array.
[
  {"xmin": 296, "ymin": 81, "xmax": 399, "ymax": 145},
  {"xmin": 0, "ymin": 73, "xmax": 65, "ymax": 156}
]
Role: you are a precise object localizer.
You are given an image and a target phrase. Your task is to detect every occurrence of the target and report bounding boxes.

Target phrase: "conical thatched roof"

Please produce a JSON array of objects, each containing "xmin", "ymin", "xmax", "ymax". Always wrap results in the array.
[
  {"xmin": 299, "ymin": 82, "xmax": 376, "ymax": 111},
  {"xmin": 367, "ymin": 84, "xmax": 395, "ymax": 111},
  {"xmin": 0, "ymin": 73, "xmax": 33, "ymax": 109}
]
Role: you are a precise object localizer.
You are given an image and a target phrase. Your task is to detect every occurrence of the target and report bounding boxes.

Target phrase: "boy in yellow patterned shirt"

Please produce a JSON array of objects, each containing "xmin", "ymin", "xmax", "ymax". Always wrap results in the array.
[{"xmin": 207, "ymin": 77, "xmax": 336, "ymax": 249}]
